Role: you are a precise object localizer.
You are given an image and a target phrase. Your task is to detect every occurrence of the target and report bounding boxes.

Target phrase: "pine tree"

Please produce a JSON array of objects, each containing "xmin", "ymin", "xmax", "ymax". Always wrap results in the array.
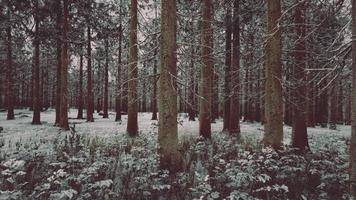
[
  {"xmin": 127, "ymin": 0, "xmax": 138, "ymax": 136},
  {"xmin": 263, "ymin": 0, "xmax": 283, "ymax": 148},
  {"xmin": 159, "ymin": 0, "xmax": 181, "ymax": 172},
  {"xmin": 199, "ymin": 0, "xmax": 214, "ymax": 139}
]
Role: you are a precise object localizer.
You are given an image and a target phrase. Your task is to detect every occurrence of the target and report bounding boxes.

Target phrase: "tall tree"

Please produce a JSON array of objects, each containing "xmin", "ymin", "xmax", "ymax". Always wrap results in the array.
[
  {"xmin": 159, "ymin": 0, "xmax": 181, "ymax": 172},
  {"xmin": 103, "ymin": 39, "xmax": 109, "ymax": 118},
  {"xmin": 151, "ymin": 49, "xmax": 158, "ymax": 120},
  {"xmin": 223, "ymin": 5, "xmax": 232, "ymax": 131},
  {"xmin": 32, "ymin": 0, "xmax": 41, "ymax": 125},
  {"xmin": 127, "ymin": 0, "xmax": 138, "ymax": 136},
  {"xmin": 86, "ymin": 0, "xmax": 94, "ymax": 122},
  {"xmin": 59, "ymin": 0, "xmax": 69, "ymax": 130},
  {"xmin": 263, "ymin": 0, "xmax": 283, "ymax": 148},
  {"xmin": 229, "ymin": 0, "xmax": 240, "ymax": 136},
  {"xmin": 6, "ymin": 0, "xmax": 14, "ymax": 120},
  {"xmin": 77, "ymin": 51, "xmax": 84, "ymax": 119},
  {"xmin": 151, "ymin": 1, "xmax": 158, "ymax": 121},
  {"xmin": 188, "ymin": 18, "xmax": 196, "ymax": 121},
  {"xmin": 115, "ymin": 3, "xmax": 122, "ymax": 122},
  {"xmin": 55, "ymin": 0, "xmax": 62, "ymax": 126},
  {"xmin": 291, "ymin": 0, "xmax": 308, "ymax": 149},
  {"xmin": 199, "ymin": 0, "xmax": 214, "ymax": 139},
  {"xmin": 350, "ymin": 0, "xmax": 356, "ymax": 198}
]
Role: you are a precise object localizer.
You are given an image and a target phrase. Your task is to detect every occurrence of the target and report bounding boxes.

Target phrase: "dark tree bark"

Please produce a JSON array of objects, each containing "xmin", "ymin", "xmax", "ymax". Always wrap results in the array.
[
  {"xmin": 229, "ymin": 0, "xmax": 240, "ymax": 137},
  {"xmin": 284, "ymin": 68, "xmax": 293, "ymax": 126},
  {"xmin": 127, "ymin": 0, "xmax": 138, "ymax": 136},
  {"xmin": 96, "ymin": 60, "xmax": 102, "ymax": 114},
  {"xmin": 291, "ymin": 0, "xmax": 308, "ymax": 149},
  {"xmin": 151, "ymin": 48, "xmax": 158, "ymax": 120},
  {"xmin": 59, "ymin": 0, "xmax": 69, "ymax": 130},
  {"xmin": 55, "ymin": 0, "xmax": 62, "ymax": 125},
  {"xmin": 103, "ymin": 39, "xmax": 109, "ymax": 118},
  {"xmin": 6, "ymin": 2, "xmax": 14, "ymax": 120},
  {"xmin": 86, "ymin": 0, "xmax": 94, "ymax": 122},
  {"xmin": 32, "ymin": 0, "xmax": 41, "ymax": 125},
  {"xmin": 350, "ymin": 0, "xmax": 356, "ymax": 197},
  {"xmin": 263, "ymin": 0, "xmax": 283, "ymax": 148},
  {"xmin": 159, "ymin": 0, "xmax": 181, "ymax": 172},
  {"xmin": 223, "ymin": 5, "xmax": 232, "ymax": 130},
  {"xmin": 77, "ymin": 52, "xmax": 84, "ymax": 119},
  {"xmin": 115, "ymin": 9, "xmax": 122, "ymax": 122},
  {"xmin": 199, "ymin": 0, "xmax": 214, "ymax": 139}
]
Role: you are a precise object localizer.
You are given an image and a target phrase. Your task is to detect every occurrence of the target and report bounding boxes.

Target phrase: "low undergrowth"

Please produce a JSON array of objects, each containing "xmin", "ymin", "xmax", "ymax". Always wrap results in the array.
[{"xmin": 0, "ymin": 124, "xmax": 350, "ymax": 199}]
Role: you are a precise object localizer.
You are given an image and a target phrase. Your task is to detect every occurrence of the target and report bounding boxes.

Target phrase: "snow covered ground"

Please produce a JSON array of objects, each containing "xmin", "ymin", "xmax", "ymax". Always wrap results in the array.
[{"xmin": 0, "ymin": 109, "xmax": 351, "ymax": 155}]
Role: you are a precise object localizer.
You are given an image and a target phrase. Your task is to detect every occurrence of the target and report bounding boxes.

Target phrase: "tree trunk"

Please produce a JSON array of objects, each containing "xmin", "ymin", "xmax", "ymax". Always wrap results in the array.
[
  {"xmin": 55, "ymin": 0, "xmax": 62, "ymax": 125},
  {"xmin": 103, "ymin": 39, "xmax": 109, "ymax": 118},
  {"xmin": 284, "ymin": 69, "xmax": 292, "ymax": 126},
  {"xmin": 199, "ymin": 0, "xmax": 214, "ymax": 139},
  {"xmin": 291, "ymin": 0, "xmax": 308, "ymax": 150},
  {"xmin": 86, "ymin": 0, "xmax": 94, "ymax": 122},
  {"xmin": 158, "ymin": 0, "xmax": 181, "ymax": 172},
  {"xmin": 263, "ymin": 0, "xmax": 283, "ymax": 149},
  {"xmin": 329, "ymin": 83, "xmax": 337, "ymax": 130},
  {"xmin": 188, "ymin": 15, "xmax": 195, "ymax": 121},
  {"xmin": 223, "ymin": 6, "xmax": 232, "ymax": 130},
  {"xmin": 59, "ymin": 0, "xmax": 69, "ymax": 130},
  {"xmin": 32, "ymin": 0, "xmax": 41, "ymax": 125},
  {"xmin": 151, "ymin": 49, "xmax": 158, "ymax": 120},
  {"xmin": 77, "ymin": 52, "xmax": 84, "ymax": 119},
  {"xmin": 96, "ymin": 60, "xmax": 102, "ymax": 113},
  {"xmin": 116, "ymin": 8, "xmax": 122, "ymax": 122},
  {"xmin": 350, "ymin": 0, "xmax": 356, "ymax": 197},
  {"xmin": 6, "ymin": 2, "xmax": 14, "ymax": 120},
  {"xmin": 127, "ymin": 0, "xmax": 138, "ymax": 136},
  {"xmin": 229, "ymin": 0, "xmax": 240, "ymax": 137}
]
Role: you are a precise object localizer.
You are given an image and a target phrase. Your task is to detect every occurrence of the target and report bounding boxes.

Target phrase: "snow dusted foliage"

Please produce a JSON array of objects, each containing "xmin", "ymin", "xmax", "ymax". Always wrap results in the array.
[{"xmin": 0, "ymin": 110, "xmax": 351, "ymax": 199}]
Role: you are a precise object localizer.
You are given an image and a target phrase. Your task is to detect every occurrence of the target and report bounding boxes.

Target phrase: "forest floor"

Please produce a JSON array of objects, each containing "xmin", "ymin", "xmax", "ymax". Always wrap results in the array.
[
  {"xmin": 0, "ymin": 109, "xmax": 351, "ymax": 199},
  {"xmin": 0, "ymin": 109, "xmax": 350, "ymax": 154}
]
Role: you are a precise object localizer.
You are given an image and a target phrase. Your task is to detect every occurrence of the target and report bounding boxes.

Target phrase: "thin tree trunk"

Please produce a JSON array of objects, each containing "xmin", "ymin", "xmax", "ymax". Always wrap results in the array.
[
  {"xmin": 291, "ymin": 0, "xmax": 308, "ymax": 149},
  {"xmin": 211, "ymin": 72, "xmax": 219, "ymax": 122},
  {"xmin": 59, "ymin": 0, "xmax": 69, "ymax": 130},
  {"xmin": 263, "ymin": 0, "xmax": 283, "ymax": 148},
  {"xmin": 127, "ymin": 0, "xmax": 138, "ymax": 136},
  {"xmin": 86, "ymin": 0, "xmax": 94, "ymax": 122},
  {"xmin": 159, "ymin": 0, "xmax": 181, "ymax": 172},
  {"xmin": 6, "ymin": 2, "xmax": 14, "ymax": 120},
  {"xmin": 199, "ymin": 0, "xmax": 214, "ymax": 139},
  {"xmin": 77, "ymin": 52, "xmax": 84, "ymax": 119},
  {"xmin": 229, "ymin": 0, "xmax": 240, "ymax": 137},
  {"xmin": 116, "ymin": 6, "xmax": 122, "ymax": 122},
  {"xmin": 151, "ymin": 49, "xmax": 158, "ymax": 120},
  {"xmin": 103, "ymin": 39, "xmax": 109, "ymax": 118},
  {"xmin": 329, "ymin": 83, "xmax": 337, "ymax": 130},
  {"xmin": 55, "ymin": 0, "xmax": 62, "ymax": 125},
  {"xmin": 223, "ymin": 6, "xmax": 232, "ymax": 130},
  {"xmin": 188, "ymin": 20, "xmax": 195, "ymax": 121},
  {"xmin": 32, "ymin": 0, "xmax": 41, "ymax": 125}
]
